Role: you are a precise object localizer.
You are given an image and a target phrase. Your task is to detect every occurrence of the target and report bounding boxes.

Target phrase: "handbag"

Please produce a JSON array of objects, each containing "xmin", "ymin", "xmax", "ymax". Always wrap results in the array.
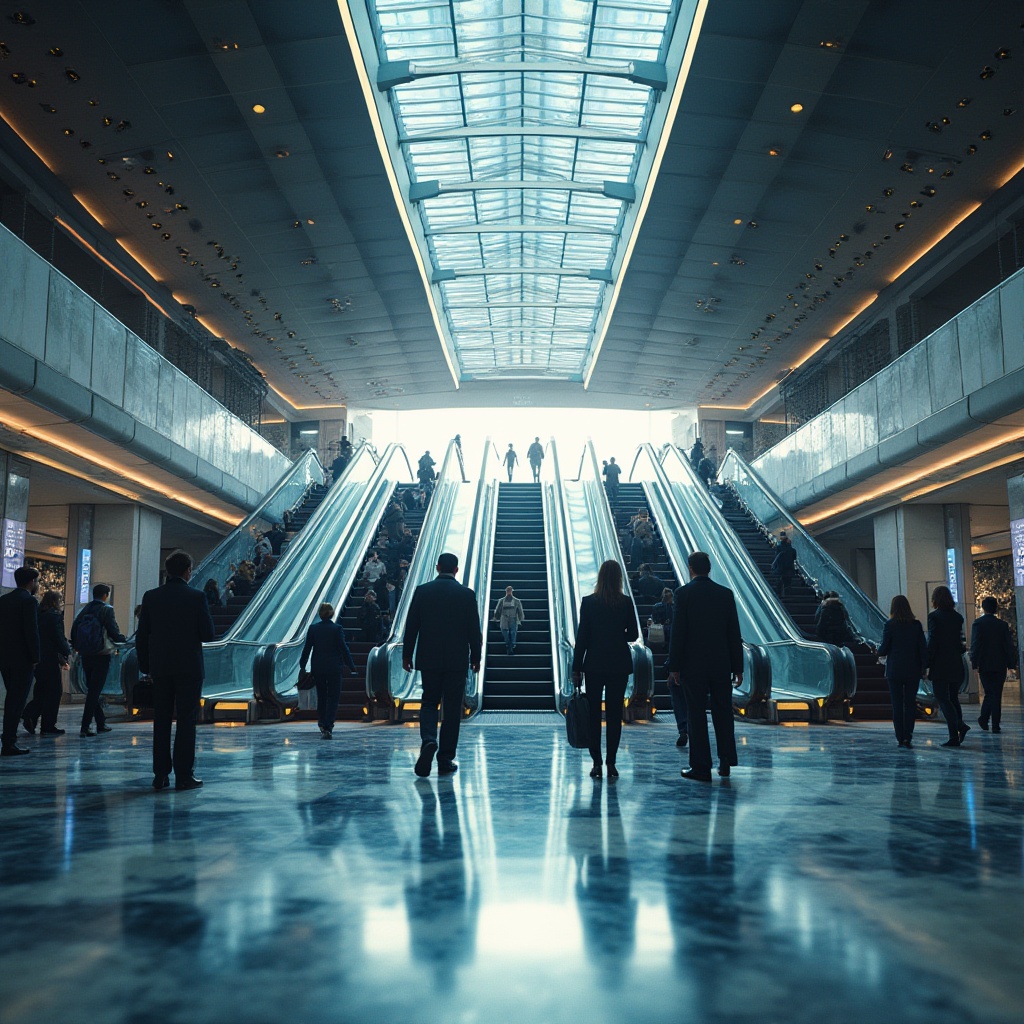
[
  {"xmin": 565, "ymin": 686, "xmax": 591, "ymax": 749},
  {"xmin": 297, "ymin": 669, "xmax": 316, "ymax": 691},
  {"xmin": 647, "ymin": 623, "xmax": 665, "ymax": 645}
]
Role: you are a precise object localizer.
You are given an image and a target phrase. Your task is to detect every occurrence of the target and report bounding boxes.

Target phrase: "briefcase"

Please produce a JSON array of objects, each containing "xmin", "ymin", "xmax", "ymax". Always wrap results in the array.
[{"xmin": 565, "ymin": 687, "xmax": 591, "ymax": 749}]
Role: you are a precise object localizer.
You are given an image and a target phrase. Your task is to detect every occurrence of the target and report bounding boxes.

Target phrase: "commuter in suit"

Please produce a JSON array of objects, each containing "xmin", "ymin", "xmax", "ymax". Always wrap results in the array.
[
  {"xmin": 0, "ymin": 565, "xmax": 40, "ymax": 757},
  {"xmin": 22, "ymin": 589, "xmax": 71, "ymax": 736},
  {"xmin": 71, "ymin": 583, "xmax": 126, "ymax": 736},
  {"xmin": 970, "ymin": 596, "xmax": 1016, "ymax": 733},
  {"xmin": 136, "ymin": 550, "xmax": 216, "ymax": 791},
  {"xmin": 572, "ymin": 559, "xmax": 640, "ymax": 780},
  {"xmin": 403, "ymin": 552, "xmax": 482, "ymax": 778},
  {"xmin": 925, "ymin": 585, "xmax": 968, "ymax": 747},
  {"xmin": 876, "ymin": 594, "xmax": 926, "ymax": 747},
  {"xmin": 668, "ymin": 551, "xmax": 743, "ymax": 782},
  {"xmin": 300, "ymin": 602, "xmax": 357, "ymax": 739}
]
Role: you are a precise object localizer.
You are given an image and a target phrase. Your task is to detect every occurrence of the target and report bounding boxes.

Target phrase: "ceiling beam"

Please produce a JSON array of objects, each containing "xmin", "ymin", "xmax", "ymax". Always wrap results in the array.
[
  {"xmin": 425, "ymin": 224, "xmax": 617, "ymax": 236},
  {"xmin": 411, "ymin": 179, "xmax": 635, "ymax": 201},
  {"xmin": 378, "ymin": 60, "xmax": 667, "ymax": 91},
  {"xmin": 400, "ymin": 125, "xmax": 640, "ymax": 144}
]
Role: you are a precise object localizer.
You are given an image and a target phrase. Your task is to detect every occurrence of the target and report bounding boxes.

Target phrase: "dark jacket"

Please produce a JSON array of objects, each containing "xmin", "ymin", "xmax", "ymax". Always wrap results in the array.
[
  {"xmin": 877, "ymin": 618, "xmax": 926, "ymax": 682},
  {"xmin": 136, "ymin": 577, "xmax": 216, "ymax": 680},
  {"xmin": 572, "ymin": 593, "xmax": 639, "ymax": 676},
  {"xmin": 301, "ymin": 619, "xmax": 356, "ymax": 677},
  {"xmin": 816, "ymin": 600, "xmax": 854, "ymax": 646},
  {"xmin": 926, "ymin": 608, "xmax": 965, "ymax": 685},
  {"xmin": 667, "ymin": 575, "xmax": 743, "ymax": 679},
  {"xmin": 634, "ymin": 573, "xmax": 666, "ymax": 599},
  {"xmin": 970, "ymin": 613, "xmax": 1016, "ymax": 674},
  {"xmin": 38, "ymin": 608, "xmax": 72, "ymax": 673},
  {"xmin": 0, "ymin": 586, "xmax": 40, "ymax": 670},
  {"xmin": 771, "ymin": 542, "xmax": 797, "ymax": 577},
  {"xmin": 71, "ymin": 599, "xmax": 125, "ymax": 654},
  {"xmin": 403, "ymin": 574, "xmax": 482, "ymax": 674}
]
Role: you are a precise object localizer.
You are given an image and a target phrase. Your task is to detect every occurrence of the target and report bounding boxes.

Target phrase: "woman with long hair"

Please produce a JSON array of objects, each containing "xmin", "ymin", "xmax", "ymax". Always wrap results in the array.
[
  {"xmin": 22, "ymin": 590, "xmax": 72, "ymax": 736},
  {"xmin": 571, "ymin": 560, "xmax": 639, "ymax": 779},
  {"xmin": 877, "ymin": 595, "xmax": 926, "ymax": 747},
  {"xmin": 927, "ymin": 585, "xmax": 968, "ymax": 746}
]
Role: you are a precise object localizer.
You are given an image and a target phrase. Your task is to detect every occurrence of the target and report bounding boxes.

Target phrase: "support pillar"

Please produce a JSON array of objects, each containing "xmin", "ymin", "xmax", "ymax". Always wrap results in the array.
[{"xmin": 1007, "ymin": 473, "xmax": 1024, "ymax": 698}]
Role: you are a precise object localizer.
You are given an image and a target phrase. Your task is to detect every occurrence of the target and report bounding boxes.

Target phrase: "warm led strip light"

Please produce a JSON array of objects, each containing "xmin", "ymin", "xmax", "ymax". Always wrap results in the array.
[{"xmin": 0, "ymin": 412, "xmax": 240, "ymax": 525}]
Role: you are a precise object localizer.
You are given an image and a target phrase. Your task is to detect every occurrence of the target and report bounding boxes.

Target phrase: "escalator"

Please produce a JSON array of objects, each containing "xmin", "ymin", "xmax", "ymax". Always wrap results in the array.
[
  {"xmin": 635, "ymin": 443, "xmax": 842, "ymax": 722},
  {"xmin": 718, "ymin": 449, "xmax": 939, "ymax": 720},
  {"xmin": 482, "ymin": 483, "xmax": 554, "ymax": 711},
  {"xmin": 611, "ymin": 482, "xmax": 681, "ymax": 712}
]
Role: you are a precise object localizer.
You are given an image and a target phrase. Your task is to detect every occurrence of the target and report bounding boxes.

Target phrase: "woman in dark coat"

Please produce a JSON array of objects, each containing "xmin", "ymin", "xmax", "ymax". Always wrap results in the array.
[
  {"xmin": 357, "ymin": 591, "xmax": 383, "ymax": 645},
  {"xmin": 877, "ymin": 594, "xmax": 926, "ymax": 748},
  {"xmin": 926, "ymin": 584, "xmax": 968, "ymax": 747},
  {"xmin": 572, "ymin": 560, "xmax": 639, "ymax": 779},
  {"xmin": 299, "ymin": 602, "xmax": 357, "ymax": 739},
  {"xmin": 22, "ymin": 590, "xmax": 72, "ymax": 735}
]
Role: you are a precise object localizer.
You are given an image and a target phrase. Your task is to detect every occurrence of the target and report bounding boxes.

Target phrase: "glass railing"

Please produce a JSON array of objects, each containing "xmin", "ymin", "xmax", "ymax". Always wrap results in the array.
[
  {"xmin": 645, "ymin": 444, "xmax": 853, "ymax": 718},
  {"xmin": 366, "ymin": 438, "xmax": 482, "ymax": 714},
  {"xmin": 189, "ymin": 448, "xmax": 327, "ymax": 600},
  {"xmin": 250, "ymin": 445, "xmax": 416, "ymax": 713},
  {"xmin": 558, "ymin": 441, "xmax": 654, "ymax": 708}
]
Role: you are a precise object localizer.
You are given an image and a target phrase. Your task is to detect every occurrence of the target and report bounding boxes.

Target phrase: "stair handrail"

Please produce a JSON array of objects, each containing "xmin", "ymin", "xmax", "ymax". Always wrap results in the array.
[
  {"xmin": 545, "ymin": 439, "xmax": 580, "ymax": 711},
  {"xmin": 718, "ymin": 448, "xmax": 887, "ymax": 646}
]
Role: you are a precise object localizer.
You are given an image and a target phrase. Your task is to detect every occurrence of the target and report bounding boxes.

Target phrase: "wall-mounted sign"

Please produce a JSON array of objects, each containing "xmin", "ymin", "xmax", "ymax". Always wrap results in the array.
[
  {"xmin": 1, "ymin": 518, "xmax": 26, "ymax": 588},
  {"xmin": 78, "ymin": 548, "xmax": 92, "ymax": 605},
  {"xmin": 1011, "ymin": 518, "xmax": 1024, "ymax": 588},
  {"xmin": 945, "ymin": 547, "xmax": 959, "ymax": 604}
]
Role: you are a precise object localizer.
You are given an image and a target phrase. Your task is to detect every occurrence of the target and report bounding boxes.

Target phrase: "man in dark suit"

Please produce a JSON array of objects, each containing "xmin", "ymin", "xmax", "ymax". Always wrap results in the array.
[
  {"xmin": 970, "ymin": 595, "xmax": 1017, "ymax": 733},
  {"xmin": 0, "ymin": 565, "xmax": 40, "ymax": 757},
  {"xmin": 667, "ymin": 551, "xmax": 743, "ymax": 782},
  {"xmin": 136, "ymin": 550, "xmax": 215, "ymax": 790},
  {"xmin": 403, "ymin": 552, "xmax": 482, "ymax": 777}
]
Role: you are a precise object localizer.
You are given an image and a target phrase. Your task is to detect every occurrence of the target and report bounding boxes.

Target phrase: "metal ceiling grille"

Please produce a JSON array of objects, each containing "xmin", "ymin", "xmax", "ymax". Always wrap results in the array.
[{"xmin": 354, "ymin": 0, "xmax": 701, "ymax": 382}]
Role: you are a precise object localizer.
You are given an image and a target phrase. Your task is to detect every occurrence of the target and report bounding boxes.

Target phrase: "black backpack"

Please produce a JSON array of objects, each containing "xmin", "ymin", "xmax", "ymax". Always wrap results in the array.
[{"xmin": 74, "ymin": 606, "xmax": 106, "ymax": 655}]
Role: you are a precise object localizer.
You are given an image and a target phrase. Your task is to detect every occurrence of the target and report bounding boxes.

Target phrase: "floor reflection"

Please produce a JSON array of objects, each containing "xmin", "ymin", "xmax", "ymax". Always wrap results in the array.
[{"xmin": 0, "ymin": 707, "xmax": 1021, "ymax": 1023}]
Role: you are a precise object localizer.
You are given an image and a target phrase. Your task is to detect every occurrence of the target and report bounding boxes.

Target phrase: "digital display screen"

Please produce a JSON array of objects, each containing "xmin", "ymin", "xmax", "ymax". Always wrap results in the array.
[
  {"xmin": 1011, "ymin": 518, "xmax": 1024, "ymax": 588},
  {"xmin": 79, "ymin": 548, "xmax": 92, "ymax": 604},
  {"xmin": 1, "ymin": 518, "xmax": 26, "ymax": 588},
  {"xmin": 945, "ymin": 548, "xmax": 959, "ymax": 603}
]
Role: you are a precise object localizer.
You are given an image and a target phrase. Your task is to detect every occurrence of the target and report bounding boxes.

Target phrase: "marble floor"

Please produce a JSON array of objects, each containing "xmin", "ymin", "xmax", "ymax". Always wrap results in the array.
[{"xmin": 1, "ymin": 704, "xmax": 1022, "ymax": 1024}]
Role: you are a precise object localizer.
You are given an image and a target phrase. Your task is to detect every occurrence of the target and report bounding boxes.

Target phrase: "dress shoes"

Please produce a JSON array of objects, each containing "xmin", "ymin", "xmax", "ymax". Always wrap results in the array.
[
  {"xmin": 675, "ymin": 734, "xmax": 688, "ymax": 748},
  {"xmin": 415, "ymin": 739, "xmax": 438, "ymax": 778},
  {"xmin": 958, "ymin": 723, "xmax": 970, "ymax": 743},
  {"xmin": 96, "ymin": 724, "xmax": 112, "ymax": 734},
  {"xmin": 940, "ymin": 738, "xmax": 960, "ymax": 748},
  {"xmin": 680, "ymin": 768, "xmax": 712, "ymax": 782},
  {"xmin": 1, "ymin": 744, "xmax": 30, "ymax": 756},
  {"xmin": 80, "ymin": 728, "xmax": 95, "ymax": 737},
  {"xmin": 606, "ymin": 762, "xmax": 619, "ymax": 780},
  {"xmin": 977, "ymin": 717, "xmax": 989, "ymax": 732},
  {"xmin": 152, "ymin": 774, "xmax": 170, "ymax": 791},
  {"xmin": 717, "ymin": 764, "xmax": 730, "ymax": 777},
  {"xmin": 437, "ymin": 761, "xmax": 458, "ymax": 776},
  {"xmin": 174, "ymin": 776, "xmax": 203, "ymax": 791},
  {"xmin": 992, "ymin": 725, "xmax": 1001, "ymax": 733},
  {"xmin": 22, "ymin": 717, "xmax": 36, "ymax": 735},
  {"xmin": 41, "ymin": 727, "xmax": 66, "ymax": 736},
  {"xmin": 589, "ymin": 764, "xmax": 602, "ymax": 780}
]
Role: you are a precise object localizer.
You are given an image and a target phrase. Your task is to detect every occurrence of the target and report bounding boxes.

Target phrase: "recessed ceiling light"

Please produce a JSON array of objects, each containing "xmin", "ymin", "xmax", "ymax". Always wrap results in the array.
[
  {"xmin": 768, "ymin": 147, "xmax": 781, "ymax": 157},
  {"xmin": 252, "ymin": 103, "xmax": 266, "ymax": 114},
  {"xmin": 306, "ymin": 218, "xmax": 315, "ymax": 225},
  {"xmin": 275, "ymin": 148, "xmax": 289, "ymax": 158},
  {"xmin": 733, "ymin": 218, "xmax": 742, "ymax": 225},
  {"xmin": 790, "ymin": 103, "xmax": 803, "ymax": 113}
]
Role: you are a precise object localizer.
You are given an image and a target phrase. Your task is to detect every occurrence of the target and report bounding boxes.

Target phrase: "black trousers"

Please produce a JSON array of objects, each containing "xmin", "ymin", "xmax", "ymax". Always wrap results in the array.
[
  {"xmin": 979, "ymin": 670, "xmax": 1006, "ymax": 728},
  {"xmin": 0, "ymin": 663, "xmax": 33, "ymax": 748},
  {"xmin": 314, "ymin": 670, "xmax": 342, "ymax": 731},
  {"xmin": 80, "ymin": 654, "xmax": 110, "ymax": 729},
  {"xmin": 683, "ymin": 673, "xmax": 737, "ymax": 774},
  {"xmin": 152, "ymin": 674, "xmax": 202, "ymax": 778},
  {"xmin": 420, "ymin": 668, "xmax": 465, "ymax": 764},
  {"xmin": 887, "ymin": 676, "xmax": 918, "ymax": 743},
  {"xmin": 931, "ymin": 677, "xmax": 964, "ymax": 740},
  {"xmin": 23, "ymin": 662, "xmax": 62, "ymax": 731},
  {"xmin": 585, "ymin": 672, "xmax": 628, "ymax": 765}
]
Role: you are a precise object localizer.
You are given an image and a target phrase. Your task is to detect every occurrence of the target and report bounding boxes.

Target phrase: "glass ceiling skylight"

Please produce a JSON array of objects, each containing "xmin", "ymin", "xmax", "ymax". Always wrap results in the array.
[{"xmin": 345, "ymin": 0, "xmax": 705, "ymax": 383}]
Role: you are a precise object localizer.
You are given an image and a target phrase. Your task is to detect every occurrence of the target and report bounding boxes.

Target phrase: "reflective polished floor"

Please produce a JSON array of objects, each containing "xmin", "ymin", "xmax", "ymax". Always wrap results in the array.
[{"xmin": 1, "ymin": 703, "xmax": 1022, "ymax": 1024}]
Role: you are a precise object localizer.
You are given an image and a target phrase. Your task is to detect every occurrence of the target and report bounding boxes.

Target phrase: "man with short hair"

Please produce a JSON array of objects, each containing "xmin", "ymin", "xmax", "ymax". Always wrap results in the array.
[
  {"xmin": 603, "ymin": 457, "xmax": 621, "ymax": 502},
  {"xmin": 970, "ymin": 595, "xmax": 1017, "ymax": 733},
  {"xmin": 0, "ymin": 565, "xmax": 40, "ymax": 756},
  {"xmin": 136, "ymin": 550, "xmax": 215, "ymax": 791},
  {"xmin": 71, "ymin": 583, "xmax": 126, "ymax": 737},
  {"xmin": 403, "ymin": 552, "xmax": 482, "ymax": 777},
  {"xmin": 668, "ymin": 551, "xmax": 744, "ymax": 782},
  {"xmin": 527, "ymin": 437, "xmax": 544, "ymax": 483}
]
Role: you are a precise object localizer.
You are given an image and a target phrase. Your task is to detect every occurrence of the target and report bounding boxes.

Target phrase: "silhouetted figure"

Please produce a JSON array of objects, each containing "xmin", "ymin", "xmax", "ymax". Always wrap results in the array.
[
  {"xmin": 300, "ymin": 602, "xmax": 357, "ymax": 739},
  {"xmin": 926, "ymin": 584, "xmax": 967, "ymax": 748},
  {"xmin": 21, "ymin": 589, "xmax": 71, "ymax": 738},
  {"xmin": 527, "ymin": 437, "xmax": 544, "ymax": 482},
  {"xmin": 971, "ymin": 595, "xmax": 1016, "ymax": 732},
  {"xmin": 503, "ymin": 443, "xmax": 518, "ymax": 482},
  {"xmin": 877, "ymin": 594, "xmax": 926, "ymax": 748}
]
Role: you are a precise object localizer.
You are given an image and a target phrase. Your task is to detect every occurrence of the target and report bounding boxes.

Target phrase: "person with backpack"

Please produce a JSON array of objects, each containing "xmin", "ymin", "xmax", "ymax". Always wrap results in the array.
[{"xmin": 71, "ymin": 584, "xmax": 126, "ymax": 737}]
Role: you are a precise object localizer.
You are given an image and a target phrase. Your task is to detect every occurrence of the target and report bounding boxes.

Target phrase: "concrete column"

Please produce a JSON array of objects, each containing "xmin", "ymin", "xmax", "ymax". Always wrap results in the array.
[
  {"xmin": 943, "ymin": 504, "xmax": 977, "ymax": 699},
  {"xmin": 1007, "ymin": 472, "xmax": 1024, "ymax": 697},
  {"xmin": 90, "ymin": 505, "xmax": 162, "ymax": 634},
  {"xmin": 873, "ymin": 505, "xmax": 946, "ymax": 622}
]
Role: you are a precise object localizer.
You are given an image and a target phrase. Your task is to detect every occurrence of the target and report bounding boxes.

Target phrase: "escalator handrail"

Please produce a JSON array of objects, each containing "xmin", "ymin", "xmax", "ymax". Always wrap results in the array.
[
  {"xmin": 718, "ymin": 448, "xmax": 888, "ymax": 645},
  {"xmin": 545, "ymin": 439, "xmax": 580, "ymax": 710},
  {"xmin": 190, "ymin": 448, "xmax": 325, "ymax": 591},
  {"xmin": 366, "ymin": 438, "xmax": 471, "ymax": 705},
  {"xmin": 580, "ymin": 440, "xmax": 654, "ymax": 702}
]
